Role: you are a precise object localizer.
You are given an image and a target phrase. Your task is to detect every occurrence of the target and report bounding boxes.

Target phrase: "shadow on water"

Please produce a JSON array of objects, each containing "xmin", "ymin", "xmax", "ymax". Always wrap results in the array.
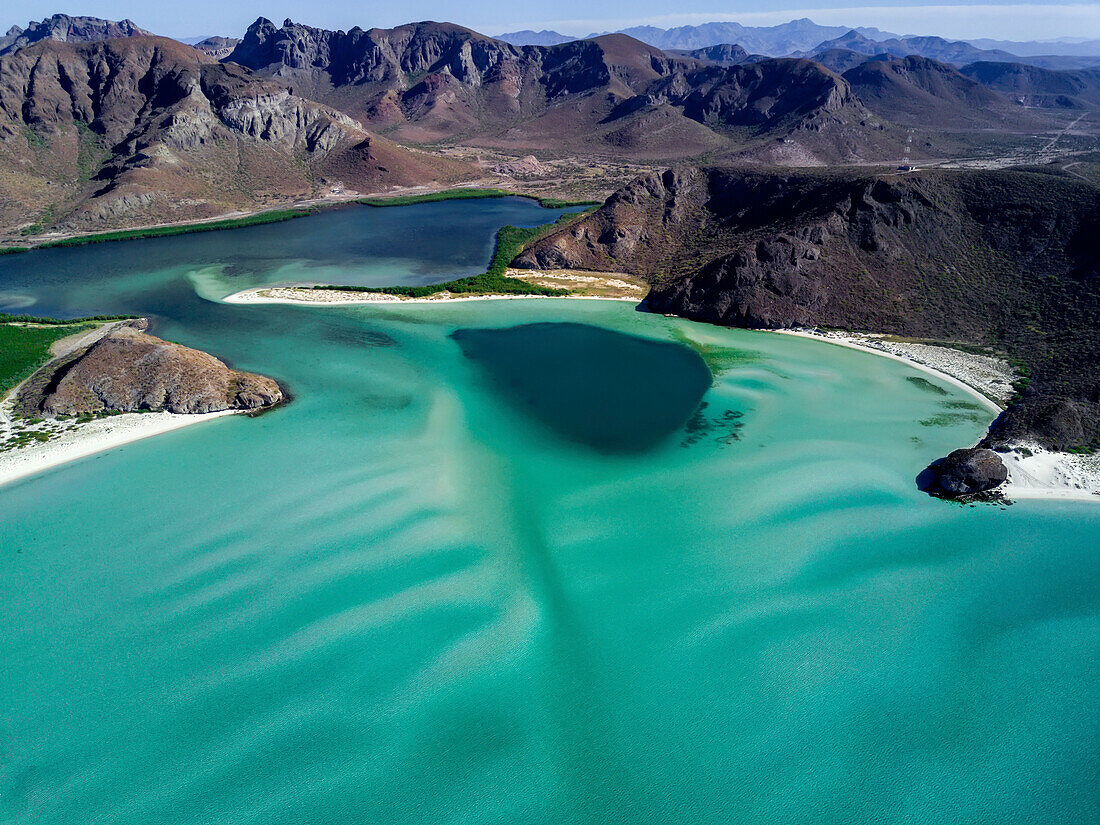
[{"xmin": 450, "ymin": 322, "xmax": 711, "ymax": 454}]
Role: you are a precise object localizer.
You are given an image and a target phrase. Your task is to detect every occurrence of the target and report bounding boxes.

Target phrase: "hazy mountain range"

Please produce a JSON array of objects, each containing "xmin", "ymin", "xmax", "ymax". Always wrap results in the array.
[{"xmin": 497, "ymin": 19, "xmax": 1100, "ymax": 69}]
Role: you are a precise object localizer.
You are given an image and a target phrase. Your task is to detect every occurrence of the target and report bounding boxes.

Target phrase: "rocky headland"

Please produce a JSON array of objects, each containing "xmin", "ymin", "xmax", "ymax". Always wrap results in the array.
[
  {"xmin": 516, "ymin": 164, "xmax": 1100, "ymax": 497},
  {"xmin": 15, "ymin": 320, "xmax": 282, "ymax": 417}
]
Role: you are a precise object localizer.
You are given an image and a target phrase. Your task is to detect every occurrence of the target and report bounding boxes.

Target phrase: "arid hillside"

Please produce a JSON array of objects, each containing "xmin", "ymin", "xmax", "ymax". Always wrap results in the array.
[{"xmin": 0, "ymin": 35, "xmax": 473, "ymax": 235}]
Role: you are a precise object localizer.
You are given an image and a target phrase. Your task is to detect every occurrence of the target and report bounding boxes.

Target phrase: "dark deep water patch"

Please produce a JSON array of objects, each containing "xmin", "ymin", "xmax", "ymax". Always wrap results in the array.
[{"xmin": 452, "ymin": 322, "xmax": 711, "ymax": 453}]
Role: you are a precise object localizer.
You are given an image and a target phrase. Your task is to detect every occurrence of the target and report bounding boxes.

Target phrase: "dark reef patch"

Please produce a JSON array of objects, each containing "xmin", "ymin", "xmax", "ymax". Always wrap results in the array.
[{"xmin": 452, "ymin": 322, "xmax": 711, "ymax": 453}]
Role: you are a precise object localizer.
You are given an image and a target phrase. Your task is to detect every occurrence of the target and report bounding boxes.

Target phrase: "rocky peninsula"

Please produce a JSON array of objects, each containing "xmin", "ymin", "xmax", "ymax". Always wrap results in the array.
[{"xmin": 1, "ymin": 319, "xmax": 282, "ymax": 486}]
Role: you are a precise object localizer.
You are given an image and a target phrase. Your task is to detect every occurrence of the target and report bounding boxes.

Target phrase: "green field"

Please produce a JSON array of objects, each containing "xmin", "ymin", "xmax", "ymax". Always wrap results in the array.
[
  {"xmin": 0, "ymin": 323, "xmax": 87, "ymax": 396},
  {"xmin": 314, "ymin": 209, "xmax": 596, "ymax": 298}
]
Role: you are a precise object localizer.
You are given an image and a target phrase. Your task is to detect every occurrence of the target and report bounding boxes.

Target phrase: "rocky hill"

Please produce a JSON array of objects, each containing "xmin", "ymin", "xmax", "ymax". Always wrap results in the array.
[
  {"xmin": 841, "ymin": 55, "xmax": 1028, "ymax": 128},
  {"xmin": 0, "ymin": 14, "xmax": 148, "ymax": 56},
  {"xmin": 516, "ymin": 166, "xmax": 1100, "ymax": 451},
  {"xmin": 960, "ymin": 62, "xmax": 1100, "ymax": 110},
  {"xmin": 667, "ymin": 45, "xmax": 754, "ymax": 66},
  {"xmin": 0, "ymin": 35, "xmax": 472, "ymax": 234},
  {"xmin": 16, "ymin": 320, "xmax": 282, "ymax": 416},
  {"xmin": 192, "ymin": 36, "xmax": 240, "ymax": 60}
]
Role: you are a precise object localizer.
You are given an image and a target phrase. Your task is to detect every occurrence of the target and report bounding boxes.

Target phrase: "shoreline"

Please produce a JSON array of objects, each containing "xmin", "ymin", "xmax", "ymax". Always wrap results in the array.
[
  {"xmin": 0, "ymin": 182, "xmax": 595, "ymax": 252},
  {"xmin": 0, "ymin": 409, "xmax": 237, "ymax": 488},
  {"xmin": 222, "ymin": 287, "xmax": 642, "ymax": 306},
  {"xmin": 773, "ymin": 329, "xmax": 1099, "ymax": 503},
  {"xmin": 773, "ymin": 329, "xmax": 1006, "ymax": 413}
]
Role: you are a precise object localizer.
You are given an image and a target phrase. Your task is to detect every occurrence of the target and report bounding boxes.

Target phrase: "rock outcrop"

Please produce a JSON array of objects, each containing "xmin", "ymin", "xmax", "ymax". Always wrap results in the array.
[
  {"xmin": 19, "ymin": 322, "xmax": 282, "ymax": 416},
  {"xmin": 0, "ymin": 15, "xmax": 148, "ymax": 56},
  {"xmin": 920, "ymin": 448, "xmax": 1009, "ymax": 498}
]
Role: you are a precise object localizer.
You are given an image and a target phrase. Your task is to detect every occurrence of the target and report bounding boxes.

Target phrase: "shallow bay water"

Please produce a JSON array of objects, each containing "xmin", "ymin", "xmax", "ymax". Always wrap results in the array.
[{"xmin": 1, "ymin": 200, "xmax": 1097, "ymax": 824}]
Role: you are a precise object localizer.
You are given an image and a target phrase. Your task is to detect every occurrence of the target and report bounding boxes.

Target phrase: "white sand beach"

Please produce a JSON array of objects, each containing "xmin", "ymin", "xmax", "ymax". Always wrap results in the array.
[
  {"xmin": 223, "ymin": 287, "xmax": 641, "ymax": 306},
  {"xmin": 0, "ymin": 408, "xmax": 236, "ymax": 488},
  {"xmin": 774, "ymin": 328, "xmax": 1100, "ymax": 502},
  {"xmin": 222, "ymin": 269, "xmax": 648, "ymax": 306}
]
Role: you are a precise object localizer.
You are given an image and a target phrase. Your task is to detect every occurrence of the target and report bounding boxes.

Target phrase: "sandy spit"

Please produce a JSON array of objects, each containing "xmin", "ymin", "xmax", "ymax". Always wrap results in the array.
[{"xmin": 222, "ymin": 287, "xmax": 640, "ymax": 305}]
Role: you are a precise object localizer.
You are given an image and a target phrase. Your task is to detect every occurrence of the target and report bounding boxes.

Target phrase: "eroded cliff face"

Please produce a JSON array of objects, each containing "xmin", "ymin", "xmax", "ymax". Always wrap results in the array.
[
  {"xmin": 17, "ymin": 322, "xmax": 283, "ymax": 416},
  {"xmin": 0, "ymin": 14, "xmax": 149, "ymax": 56},
  {"xmin": 517, "ymin": 166, "xmax": 1100, "ymax": 450},
  {"xmin": 0, "ymin": 36, "xmax": 472, "ymax": 233}
]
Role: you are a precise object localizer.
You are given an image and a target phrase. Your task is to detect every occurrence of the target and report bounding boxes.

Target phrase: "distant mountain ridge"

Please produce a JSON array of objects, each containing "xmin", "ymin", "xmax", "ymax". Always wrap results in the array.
[
  {"xmin": 496, "ymin": 19, "xmax": 1100, "ymax": 70},
  {"xmin": 496, "ymin": 29, "xmax": 574, "ymax": 47},
  {"xmin": 0, "ymin": 13, "xmax": 148, "ymax": 56}
]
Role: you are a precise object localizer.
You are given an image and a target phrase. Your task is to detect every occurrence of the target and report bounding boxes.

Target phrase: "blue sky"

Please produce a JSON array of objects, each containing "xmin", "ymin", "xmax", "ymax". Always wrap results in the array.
[{"xmin": 5, "ymin": 1, "xmax": 1099, "ymax": 41}]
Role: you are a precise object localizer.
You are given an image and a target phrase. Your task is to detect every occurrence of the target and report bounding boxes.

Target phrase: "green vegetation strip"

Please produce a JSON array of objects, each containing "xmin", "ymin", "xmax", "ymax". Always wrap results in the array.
[
  {"xmin": 358, "ymin": 188, "xmax": 601, "ymax": 209},
  {"xmin": 0, "ymin": 247, "xmax": 29, "ymax": 255},
  {"xmin": 313, "ymin": 209, "xmax": 595, "ymax": 298},
  {"xmin": 31, "ymin": 208, "xmax": 317, "ymax": 249},
  {"xmin": 0, "ymin": 323, "xmax": 90, "ymax": 396},
  {"xmin": 0, "ymin": 312, "xmax": 135, "ymax": 325}
]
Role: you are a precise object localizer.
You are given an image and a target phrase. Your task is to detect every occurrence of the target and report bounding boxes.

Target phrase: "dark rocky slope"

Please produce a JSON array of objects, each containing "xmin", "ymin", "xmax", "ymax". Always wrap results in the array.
[
  {"xmin": 0, "ymin": 35, "xmax": 471, "ymax": 234},
  {"xmin": 16, "ymin": 321, "xmax": 282, "ymax": 416},
  {"xmin": 960, "ymin": 62, "xmax": 1100, "ymax": 110},
  {"xmin": 841, "ymin": 55, "xmax": 1029, "ymax": 128},
  {"xmin": 517, "ymin": 166, "xmax": 1100, "ymax": 451}
]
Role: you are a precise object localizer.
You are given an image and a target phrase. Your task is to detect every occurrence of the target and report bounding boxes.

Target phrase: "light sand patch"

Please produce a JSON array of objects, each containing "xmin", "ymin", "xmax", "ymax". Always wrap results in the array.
[
  {"xmin": 0, "ymin": 405, "xmax": 237, "ymax": 488},
  {"xmin": 999, "ymin": 444, "xmax": 1100, "ymax": 502},
  {"xmin": 222, "ymin": 271, "xmax": 646, "ymax": 306},
  {"xmin": 503, "ymin": 268, "xmax": 647, "ymax": 298}
]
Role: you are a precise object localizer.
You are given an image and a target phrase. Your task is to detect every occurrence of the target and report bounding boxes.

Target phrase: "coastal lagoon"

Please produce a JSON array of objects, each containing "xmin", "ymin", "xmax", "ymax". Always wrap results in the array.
[{"xmin": 1, "ymin": 200, "xmax": 1097, "ymax": 824}]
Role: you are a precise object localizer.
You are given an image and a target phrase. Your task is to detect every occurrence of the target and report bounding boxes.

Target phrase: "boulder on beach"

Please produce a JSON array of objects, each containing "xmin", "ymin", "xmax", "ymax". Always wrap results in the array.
[{"xmin": 919, "ymin": 447, "xmax": 1008, "ymax": 498}]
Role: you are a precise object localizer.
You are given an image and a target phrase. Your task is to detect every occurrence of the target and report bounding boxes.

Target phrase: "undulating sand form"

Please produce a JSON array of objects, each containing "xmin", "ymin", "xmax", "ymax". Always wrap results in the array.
[
  {"xmin": 776, "ymin": 329, "xmax": 1099, "ymax": 502},
  {"xmin": 776, "ymin": 329, "xmax": 1010, "ymax": 410},
  {"xmin": 0, "ymin": 407, "xmax": 237, "ymax": 488}
]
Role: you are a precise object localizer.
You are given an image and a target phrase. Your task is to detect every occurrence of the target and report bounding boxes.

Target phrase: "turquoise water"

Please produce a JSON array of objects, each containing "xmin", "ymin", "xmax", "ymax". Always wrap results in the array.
[{"xmin": 1, "ymin": 201, "xmax": 1097, "ymax": 824}]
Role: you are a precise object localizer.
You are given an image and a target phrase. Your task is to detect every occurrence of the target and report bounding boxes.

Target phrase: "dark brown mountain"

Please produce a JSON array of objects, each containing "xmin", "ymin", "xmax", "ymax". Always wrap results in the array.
[
  {"xmin": 225, "ymin": 19, "xmax": 885, "ymax": 160},
  {"xmin": 811, "ymin": 48, "xmax": 880, "ymax": 74},
  {"xmin": 961, "ymin": 62, "xmax": 1100, "ymax": 110},
  {"xmin": 841, "ymin": 55, "xmax": 1028, "ymax": 128},
  {"xmin": 516, "ymin": 166, "xmax": 1100, "ymax": 451},
  {"xmin": 666, "ymin": 44, "xmax": 754, "ymax": 66},
  {"xmin": 0, "ymin": 35, "xmax": 472, "ymax": 234},
  {"xmin": 0, "ymin": 14, "xmax": 149, "ymax": 56},
  {"xmin": 16, "ymin": 320, "xmax": 283, "ymax": 416}
]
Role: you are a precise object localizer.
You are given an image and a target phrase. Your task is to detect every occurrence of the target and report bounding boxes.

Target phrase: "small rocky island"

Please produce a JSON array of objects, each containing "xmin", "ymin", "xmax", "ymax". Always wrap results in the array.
[{"xmin": 15, "ymin": 319, "xmax": 282, "ymax": 416}]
